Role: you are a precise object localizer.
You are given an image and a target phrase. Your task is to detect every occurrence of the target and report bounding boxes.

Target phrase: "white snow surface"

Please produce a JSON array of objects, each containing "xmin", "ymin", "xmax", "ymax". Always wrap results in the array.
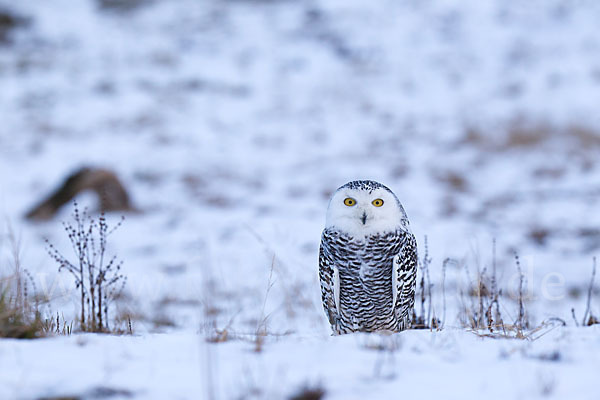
[{"xmin": 1, "ymin": 0, "xmax": 600, "ymax": 399}]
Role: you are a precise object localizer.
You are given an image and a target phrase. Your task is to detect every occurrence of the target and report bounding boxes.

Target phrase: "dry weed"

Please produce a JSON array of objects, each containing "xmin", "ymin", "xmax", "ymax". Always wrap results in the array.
[
  {"xmin": 0, "ymin": 226, "xmax": 45, "ymax": 339},
  {"xmin": 45, "ymin": 202, "xmax": 127, "ymax": 333}
]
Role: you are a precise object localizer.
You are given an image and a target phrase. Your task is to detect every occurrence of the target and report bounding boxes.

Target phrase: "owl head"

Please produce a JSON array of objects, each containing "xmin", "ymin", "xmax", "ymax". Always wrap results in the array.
[{"xmin": 325, "ymin": 180, "xmax": 410, "ymax": 237}]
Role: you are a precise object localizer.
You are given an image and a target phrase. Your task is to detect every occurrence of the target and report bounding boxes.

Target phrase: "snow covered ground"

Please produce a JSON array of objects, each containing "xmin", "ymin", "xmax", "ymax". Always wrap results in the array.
[
  {"xmin": 2, "ymin": 326, "xmax": 600, "ymax": 400},
  {"xmin": 1, "ymin": 0, "xmax": 599, "ymax": 399}
]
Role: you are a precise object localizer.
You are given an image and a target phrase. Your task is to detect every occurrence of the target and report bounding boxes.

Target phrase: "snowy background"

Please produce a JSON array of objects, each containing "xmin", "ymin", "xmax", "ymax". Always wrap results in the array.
[{"xmin": 1, "ymin": 0, "xmax": 599, "ymax": 399}]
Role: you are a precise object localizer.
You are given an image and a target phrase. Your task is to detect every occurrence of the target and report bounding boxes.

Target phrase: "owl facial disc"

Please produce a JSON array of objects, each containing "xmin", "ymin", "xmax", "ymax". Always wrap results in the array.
[{"xmin": 325, "ymin": 180, "xmax": 410, "ymax": 238}]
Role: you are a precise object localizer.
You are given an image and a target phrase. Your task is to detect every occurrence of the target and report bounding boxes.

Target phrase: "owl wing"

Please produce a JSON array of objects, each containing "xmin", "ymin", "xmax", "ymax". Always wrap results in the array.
[
  {"xmin": 319, "ymin": 238, "xmax": 339, "ymax": 327},
  {"xmin": 392, "ymin": 232, "xmax": 418, "ymax": 320}
]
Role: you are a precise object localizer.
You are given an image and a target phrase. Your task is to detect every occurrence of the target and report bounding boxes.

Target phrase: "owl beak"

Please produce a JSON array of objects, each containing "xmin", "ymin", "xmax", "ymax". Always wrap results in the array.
[{"xmin": 361, "ymin": 211, "xmax": 367, "ymax": 225}]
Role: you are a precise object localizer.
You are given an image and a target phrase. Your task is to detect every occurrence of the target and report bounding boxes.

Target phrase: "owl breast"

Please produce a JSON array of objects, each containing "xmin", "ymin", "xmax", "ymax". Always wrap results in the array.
[{"xmin": 322, "ymin": 229, "xmax": 403, "ymax": 333}]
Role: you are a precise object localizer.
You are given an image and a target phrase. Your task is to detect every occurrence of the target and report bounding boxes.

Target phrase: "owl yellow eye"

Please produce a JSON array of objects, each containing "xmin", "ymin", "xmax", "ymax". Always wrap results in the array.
[
  {"xmin": 372, "ymin": 199, "xmax": 384, "ymax": 207},
  {"xmin": 343, "ymin": 198, "xmax": 356, "ymax": 206}
]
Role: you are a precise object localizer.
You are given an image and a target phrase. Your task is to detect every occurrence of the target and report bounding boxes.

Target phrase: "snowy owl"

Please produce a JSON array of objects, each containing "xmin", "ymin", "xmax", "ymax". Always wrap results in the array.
[{"xmin": 319, "ymin": 180, "xmax": 417, "ymax": 335}]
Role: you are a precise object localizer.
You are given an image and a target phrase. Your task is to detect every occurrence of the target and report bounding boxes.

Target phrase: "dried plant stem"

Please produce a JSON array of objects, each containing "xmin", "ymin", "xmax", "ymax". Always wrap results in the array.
[
  {"xmin": 255, "ymin": 256, "xmax": 275, "ymax": 352},
  {"xmin": 571, "ymin": 308, "xmax": 579, "ymax": 327},
  {"xmin": 582, "ymin": 257, "xmax": 597, "ymax": 326},
  {"xmin": 441, "ymin": 258, "xmax": 449, "ymax": 329},
  {"xmin": 514, "ymin": 253, "xmax": 526, "ymax": 334}
]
